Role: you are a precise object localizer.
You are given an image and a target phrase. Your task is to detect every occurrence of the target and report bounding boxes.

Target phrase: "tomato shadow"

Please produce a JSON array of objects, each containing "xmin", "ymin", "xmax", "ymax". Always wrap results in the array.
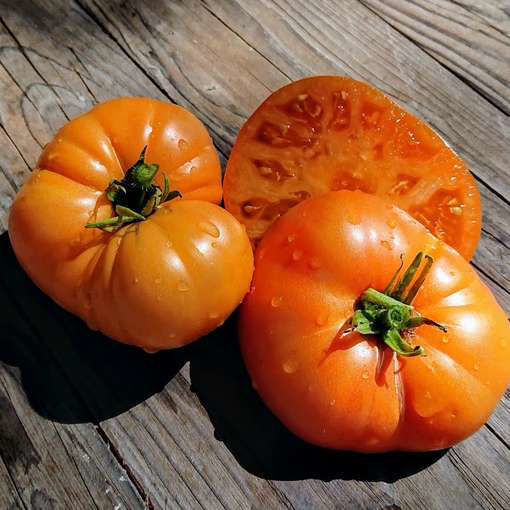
[
  {"xmin": 0, "ymin": 232, "xmax": 190, "ymax": 423},
  {"xmin": 189, "ymin": 317, "xmax": 447, "ymax": 483}
]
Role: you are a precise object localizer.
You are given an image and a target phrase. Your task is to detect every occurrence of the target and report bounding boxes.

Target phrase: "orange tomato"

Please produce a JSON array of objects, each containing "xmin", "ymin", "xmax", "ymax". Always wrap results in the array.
[
  {"xmin": 9, "ymin": 98, "xmax": 253, "ymax": 351},
  {"xmin": 240, "ymin": 191, "xmax": 509, "ymax": 452},
  {"xmin": 224, "ymin": 76, "xmax": 481, "ymax": 259}
]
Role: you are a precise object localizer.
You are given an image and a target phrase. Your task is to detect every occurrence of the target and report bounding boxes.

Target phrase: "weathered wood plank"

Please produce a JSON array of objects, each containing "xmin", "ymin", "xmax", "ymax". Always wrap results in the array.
[
  {"xmin": 0, "ymin": 455, "xmax": 24, "ymax": 510},
  {"xmin": 0, "ymin": 264, "xmax": 146, "ymax": 509},
  {"xmin": 0, "ymin": 0, "xmax": 509, "ymax": 509},
  {"xmin": 361, "ymin": 0, "xmax": 510, "ymax": 114}
]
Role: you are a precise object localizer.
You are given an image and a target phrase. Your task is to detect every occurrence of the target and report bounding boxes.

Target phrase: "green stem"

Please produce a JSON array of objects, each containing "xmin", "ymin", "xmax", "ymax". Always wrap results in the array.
[
  {"xmin": 85, "ymin": 146, "xmax": 181, "ymax": 232},
  {"xmin": 351, "ymin": 252, "xmax": 447, "ymax": 358},
  {"xmin": 361, "ymin": 288, "xmax": 412, "ymax": 311}
]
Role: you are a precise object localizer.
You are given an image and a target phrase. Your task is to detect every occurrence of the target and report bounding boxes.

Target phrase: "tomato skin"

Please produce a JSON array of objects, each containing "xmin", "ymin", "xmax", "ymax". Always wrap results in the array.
[
  {"xmin": 224, "ymin": 76, "xmax": 481, "ymax": 260},
  {"xmin": 240, "ymin": 191, "xmax": 509, "ymax": 452},
  {"xmin": 9, "ymin": 98, "xmax": 253, "ymax": 350}
]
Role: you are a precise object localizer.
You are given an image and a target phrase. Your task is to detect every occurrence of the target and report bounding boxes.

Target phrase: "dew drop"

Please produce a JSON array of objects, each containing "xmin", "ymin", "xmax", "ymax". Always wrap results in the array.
[
  {"xmin": 178, "ymin": 139, "xmax": 189, "ymax": 150},
  {"xmin": 271, "ymin": 296, "xmax": 283, "ymax": 308},
  {"xmin": 425, "ymin": 391, "xmax": 432, "ymax": 399},
  {"xmin": 449, "ymin": 206, "xmax": 463, "ymax": 216},
  {"xmin": 380, "ymin": 239, "xmax": 392, "ymax": 250},
  {"xmin": 321, "ymin": 427, "xmax": 327, "ymax": 435},
  {"xmin": 441, "ymin": 336, "xmax": 449, "ymax": 344},
  {"xmin": 450, "ymin": 411, "xmax": 457, "ymax": 419},
  {"xmin": 449, "ymin": 271, "xmax": 455, "ymax": 277},
  {"xmin": 473, "ymin": 363, "xmax": 480, "ymax": 371},
  {"xmin": 133, "ymin": 277, "xmax": 139, "ymax": 284},
  {"xmin": 386, "ymin": 218, "xmax": 397, "ymax": 229},
  {"xmin": 211, "ymin": 241, "xmax": 219, "ymax": 248},
  {"xmin": 169, "ymin": 333, "xmax": 176, "ymax": 339},
  {"xmin": 282, "ymin": 360, "xmax": 298, "ymax": 374},
  {"xmin": 308, "ymin": 257, "xmax": 321, "ymax": 269},
  {"xmin": 346, "ymin": 211, "xmax": 361, "ymax": 225},
  {"xmin": 292, "ymin": 250, "xmax": 303, "ymax": 261},
  {"xmin": 199, "ymin": 221, "xmax": 220, "ymax": 238},
  {"xmin": 449, "ymin": 175, "xmax": 457, "ymax": 183},
  {"xmin": 316, "ymin": 311, "xmax": 329, "ymax": 326},
  {"xmin": 165, "ymin": 240, "xmax": 173, "ymax": 248},
  {"xmin": 329, "ymin": 399, "xmax": 336, "ymax": 406},
  {"xmin": 208, "ymin": 312, "xmax": 220, "ymax": 319},
  {"xmin": 362, "ymin": 370, "xmax": 369, "ymax": 380},
  {"xmin": 287, "ymin": 234, "xmax": 296, "ymax": 243},
  {"xmin": 177, "ymin": 280, "xmax": 189, "ymax": 292}
]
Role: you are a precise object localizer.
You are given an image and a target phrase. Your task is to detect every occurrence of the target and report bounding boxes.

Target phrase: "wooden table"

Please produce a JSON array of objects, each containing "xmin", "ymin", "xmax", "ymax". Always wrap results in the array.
[{"xmin": 0, "ymin": 1, "xmax": 509, "ymax": 508}]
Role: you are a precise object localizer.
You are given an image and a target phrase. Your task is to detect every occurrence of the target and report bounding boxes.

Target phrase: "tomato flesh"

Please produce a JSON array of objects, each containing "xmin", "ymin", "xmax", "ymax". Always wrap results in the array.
[{"xmin": 224, "ymin": 77, "xmax": 481, "ymax": 259}]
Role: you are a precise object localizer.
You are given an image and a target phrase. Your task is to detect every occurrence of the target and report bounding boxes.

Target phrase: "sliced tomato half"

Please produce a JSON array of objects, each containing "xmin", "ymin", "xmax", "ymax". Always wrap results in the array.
[{"xmin": 223, "ymin": 76, "xmax": 481, "ymax": 259}]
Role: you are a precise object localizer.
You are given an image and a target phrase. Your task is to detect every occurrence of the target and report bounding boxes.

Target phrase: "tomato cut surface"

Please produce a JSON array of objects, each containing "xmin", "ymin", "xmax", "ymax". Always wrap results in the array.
[{"xmin": 223, "ymin": 77, "xmax": 481, "ymax": 259}]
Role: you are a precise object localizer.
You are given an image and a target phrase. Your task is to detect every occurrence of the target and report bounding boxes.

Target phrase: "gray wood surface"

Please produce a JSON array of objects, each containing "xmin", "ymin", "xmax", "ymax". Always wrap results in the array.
[{"xmin": 0, "ymin": 0, "xmax": 508, "ymax": 508}]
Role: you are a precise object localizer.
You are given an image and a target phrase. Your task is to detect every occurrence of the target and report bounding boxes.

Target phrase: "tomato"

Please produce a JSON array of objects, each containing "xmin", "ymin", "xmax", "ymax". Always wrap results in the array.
[
  {"xmin": 224, "ymin": 76, "xmax": 481, "ymax": 260},
  {"xmin": 240, "ymin": 191, "xmax": 509, "ymax": 452},
  {"xmin": 9, "ymin": 98, "xmax": 253, "ymax": 351}
]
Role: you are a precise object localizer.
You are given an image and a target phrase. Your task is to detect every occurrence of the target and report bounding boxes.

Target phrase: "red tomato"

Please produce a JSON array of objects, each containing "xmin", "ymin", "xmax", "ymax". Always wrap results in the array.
[
  {"xmin": 224, "ymin": 77, "xmax": 481, "ymax": 259},
  {"xmin": 240, "ymin": 191, "xmax": 509, "ymax": 452}
]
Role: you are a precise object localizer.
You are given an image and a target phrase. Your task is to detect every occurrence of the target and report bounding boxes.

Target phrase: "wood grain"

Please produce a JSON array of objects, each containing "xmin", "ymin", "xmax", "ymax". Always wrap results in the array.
[
  {"xmin": 0, "ymin": 0, "xmax": 509, "ymax": 508},
  {"xmin": 362, "ymin": 0, "xmax": 510, "ymax": 114}
]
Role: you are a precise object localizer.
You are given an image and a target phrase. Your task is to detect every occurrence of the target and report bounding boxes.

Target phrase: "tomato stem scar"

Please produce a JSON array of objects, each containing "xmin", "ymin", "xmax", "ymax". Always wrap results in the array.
[
  {"xmin": 351, "ymin": 252, "xmax": 447, "ymax": 357},
  {"xmin": 85, "ymin": 146, "xmax": 181, "ymax": 232}
]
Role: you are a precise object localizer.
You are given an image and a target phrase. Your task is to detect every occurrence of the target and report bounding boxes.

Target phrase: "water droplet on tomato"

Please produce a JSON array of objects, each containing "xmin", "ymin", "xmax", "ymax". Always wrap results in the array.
[
  {"xmin": 442, "ymin": 336, "xmax": 449, "ymax": 344},
  {"xmin": 287, "ymin": 234, "xmax": 296, "ymax": 243},
  {"xmin": 380, "ymin": 240, "xmax": 392, "ymax": 250},
  {"xmin": 292, "ymin": 250, "xmax": 303, "ymax": 261},
  {"xmin": 208, "ymin": 312, "xmax": 220, "ymax": 319},
  {"xmin": 165, "ymin": 240, "xmax": 173, "ymax": 248},
  {"xmin": 199, "ymin": 221, "xmax": 220, "ymax": 238},
  {"xmin": 178, "ymin": 139, "xmax": 189, "ymax": 150},
  {"xmin": 282, "ymin": 360, "xmax": 298, "ymax": 374},
  {"xmin": 449, "ymin": 206, "xmax": 463, "ymax": 216},
  {"xmin": 386, "ymin": 218, "xmax": 396, "ymax": 229},
  {"xmin": 362, "ymin": 371, "xmax": 369, "ymax": 380},
  {"xmin": 177, "ymin": 280, "xmax": 189, "ymax": 292},
  {"xmin": 449, "ymin": 175, "xmax": 457, "ymax": 183},
  {"xmin": 425, "ymin": 391, "xmax": 432, "ymax": 399},
  {"xmin": 316, "ymin": 311, "xmax": 329, "ymax": 326},
  {"xmin": 271, "ymin": 296, "xmax": 283, "ymax": 308},
  {"xmin": 211, "ymin": 241, "xmax": 218, "ymax": 248},
  {"xmin": 308, "ymin": 257, "xmax": 321, "ymax": 269},
  {"xmin": 450, "ymin": 411, "xmax": 457, "ymax": 419},
  {"xmin": 473, "ymin": 363, "xmax": 480, "ymax": 371},
  {"xmin": 329, "ymin": 399, "xmax": 336, "ymax": 406},
  {"xmin": 346, "ymin": 211, "xmax": 361, "ymax": 225},
  {"xmin": 169, "ymin": 333, "xmax": 176, "ymax": 339}
]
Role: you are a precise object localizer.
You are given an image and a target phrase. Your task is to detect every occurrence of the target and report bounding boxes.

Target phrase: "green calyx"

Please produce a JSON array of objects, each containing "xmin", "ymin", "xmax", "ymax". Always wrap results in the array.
[
  {"xmin": 85, "ymin": 147, "xmax": 181, "ymax": 232},
  {"xmin": 351, "ymin": 253, "xmax": 447, "ymax": 357}
]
